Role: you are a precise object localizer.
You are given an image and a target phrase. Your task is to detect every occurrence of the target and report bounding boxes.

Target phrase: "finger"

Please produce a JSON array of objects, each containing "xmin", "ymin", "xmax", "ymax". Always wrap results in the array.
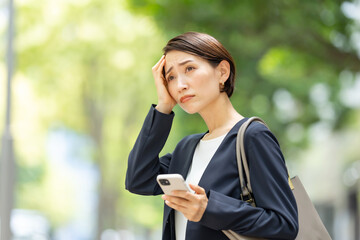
[
  {"xmin": 162, "ymin": 196, "xmax": 190, "ymax": 212},
  {"xmin": 162, "ymin": 194, "xmax": 189, "ymax": 205},
  {"xmin": 153, "ymin": 58, "xmax": 166, "ymax": 81},
  {"xmin": 155, "ymin": 55, "xmax": 165, "ymax": 67},
  {"xmin": 152, "ymin": 55, "xmax": 165, "ymax": 70},
  {"xmin": 164, "ymin": 199, "xmax": 187, "ymax": 212},
  {"xmin": 189, "ymin": 184, "xmax": 206, "ymax": 195},
  {"xmin": 171, "ymin": 190, "xmax": 192, "ymax": 198},
  {"xmin": 159, "ymin": 57, "xmax": 166, "ymax": 78}
]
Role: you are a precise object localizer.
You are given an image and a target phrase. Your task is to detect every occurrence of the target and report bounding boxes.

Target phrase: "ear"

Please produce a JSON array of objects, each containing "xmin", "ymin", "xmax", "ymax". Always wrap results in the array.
[{"xmin": 216, "ymin": 60, "xmax": 230, "ymax": 84}]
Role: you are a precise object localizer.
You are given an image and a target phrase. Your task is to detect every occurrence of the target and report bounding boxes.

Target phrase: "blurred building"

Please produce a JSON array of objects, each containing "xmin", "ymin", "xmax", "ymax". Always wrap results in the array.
[{"xmin": 293, "ymin": 128, "xmax": 360, "ymax": 240}]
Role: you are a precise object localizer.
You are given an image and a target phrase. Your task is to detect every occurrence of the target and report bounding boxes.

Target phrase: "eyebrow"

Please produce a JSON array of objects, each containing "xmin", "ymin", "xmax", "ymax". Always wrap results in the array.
[{"xmin": 165, "ymin": 59, "xmax": 194, "ymax": 76}]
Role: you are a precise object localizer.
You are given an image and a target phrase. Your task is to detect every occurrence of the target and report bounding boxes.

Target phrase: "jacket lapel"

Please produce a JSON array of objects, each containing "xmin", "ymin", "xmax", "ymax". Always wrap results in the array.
[
  {"xmin": 178, "ymin": 133, "xmax": 206, "ymax": 178},
  {"xmin": 197, "ymin": 118, "xmax": 247, "ymax": 192}
]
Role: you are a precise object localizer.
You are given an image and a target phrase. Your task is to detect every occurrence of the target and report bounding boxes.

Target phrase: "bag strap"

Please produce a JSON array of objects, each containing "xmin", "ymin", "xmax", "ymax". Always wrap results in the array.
[
  {"xmin": 236, "ymin": 117, "xmax": 268, "ymax": 203},
  {"xmin": 236, "ymin": 117, "xmax": 294, "ymax": 203}
]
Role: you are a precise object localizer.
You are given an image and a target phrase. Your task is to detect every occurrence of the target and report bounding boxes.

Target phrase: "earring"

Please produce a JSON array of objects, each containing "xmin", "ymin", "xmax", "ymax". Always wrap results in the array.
[{"xmin": 219, "ymin": 82, "xmax": 225, "ymax": 92}]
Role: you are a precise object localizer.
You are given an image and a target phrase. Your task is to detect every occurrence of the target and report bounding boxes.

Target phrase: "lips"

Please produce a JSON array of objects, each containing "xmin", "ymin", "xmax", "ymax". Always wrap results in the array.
[{"xmin": 180, "ymin": 95, "xmax": 195, "ymax": 103}]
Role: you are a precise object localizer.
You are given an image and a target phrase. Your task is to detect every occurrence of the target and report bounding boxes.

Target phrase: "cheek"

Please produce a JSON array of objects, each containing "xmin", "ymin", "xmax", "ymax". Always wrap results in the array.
[
  {"xmin": 167, "ymin": 83, "xmax": 177, "ymax": 99},
  {"xmin": 196, "ymin": 74, "xmax": 218, "ymax": 91},
  {"xmin": 196, "ymin": 69, "xmax": 216, "ymax": 84}
]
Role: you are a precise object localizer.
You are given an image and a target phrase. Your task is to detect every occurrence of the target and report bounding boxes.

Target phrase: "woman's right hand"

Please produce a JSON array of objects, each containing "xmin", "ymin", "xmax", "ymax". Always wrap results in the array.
[{"xmin": 152, "ymin": 55, "xmax": 177, "ymax": 114}]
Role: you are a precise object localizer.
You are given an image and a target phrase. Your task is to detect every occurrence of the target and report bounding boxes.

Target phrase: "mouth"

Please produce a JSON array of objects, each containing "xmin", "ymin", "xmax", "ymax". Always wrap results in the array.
[{"xmin": 180, "ymin": 95, "xmax": 195, "ymax": 103}]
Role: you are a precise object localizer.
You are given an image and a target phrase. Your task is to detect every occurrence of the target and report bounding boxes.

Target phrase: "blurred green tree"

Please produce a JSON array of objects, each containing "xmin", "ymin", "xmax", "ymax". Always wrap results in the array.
[
  {"xmin": 126, "ymin": 0, "xmax": 360, "ymax": 155},
  {"xmin": 14, "ymin": 0, "xmax": 167, "ymax": 237},
  {"xmin": 8, "ymin": 0, "xmax": 360, "ymax": 238}
]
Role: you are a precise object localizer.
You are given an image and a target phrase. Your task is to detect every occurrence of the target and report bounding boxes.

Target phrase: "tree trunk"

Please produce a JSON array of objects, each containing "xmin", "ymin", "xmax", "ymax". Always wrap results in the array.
[{"xmin": 83, "ymin": 92, "xmax": 119, "ymax": 240}]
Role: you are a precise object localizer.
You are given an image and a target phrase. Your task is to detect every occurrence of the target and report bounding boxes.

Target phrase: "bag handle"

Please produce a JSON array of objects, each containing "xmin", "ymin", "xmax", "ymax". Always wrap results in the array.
[
  {"xmin": 236, "ymin": 117, "xmax": 293, "ymax": 202},
  {"xmin": 222, "ymin": 117, "xmax": 294, "ymax": 240},
  {"xmin": 236, "ymin": 117, "xmax": 269, "ymax": 201}
]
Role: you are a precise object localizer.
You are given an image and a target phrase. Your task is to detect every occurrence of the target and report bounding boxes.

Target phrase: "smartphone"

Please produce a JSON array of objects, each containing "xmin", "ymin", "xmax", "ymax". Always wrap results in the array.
[{"xmin": 157, "ymin": 174, "xmax": 192, "ymax": 196}]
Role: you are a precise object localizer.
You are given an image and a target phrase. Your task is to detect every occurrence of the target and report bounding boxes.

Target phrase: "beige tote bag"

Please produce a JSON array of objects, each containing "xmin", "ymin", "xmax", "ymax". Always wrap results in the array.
[{"xmin": 222, "ymin": 117, "xmax": 332, "ymax": 240}]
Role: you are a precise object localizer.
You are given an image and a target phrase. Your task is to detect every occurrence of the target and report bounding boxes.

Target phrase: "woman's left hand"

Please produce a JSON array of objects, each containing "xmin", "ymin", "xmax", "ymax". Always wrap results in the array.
[{"xmin": 162, "ymin": 184, "xmax": 208, "ymax": 222}]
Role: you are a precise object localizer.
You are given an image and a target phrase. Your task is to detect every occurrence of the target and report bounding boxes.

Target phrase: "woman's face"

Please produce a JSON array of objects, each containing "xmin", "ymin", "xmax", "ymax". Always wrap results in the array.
[{"xmin": 164, "ymin": 50, "xmax": 225, "ymax": 114}]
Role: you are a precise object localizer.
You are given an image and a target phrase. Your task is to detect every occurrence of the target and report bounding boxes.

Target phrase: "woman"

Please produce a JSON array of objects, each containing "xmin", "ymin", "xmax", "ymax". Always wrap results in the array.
[{"xmin": 126, "ymin": 32, "xmax": 298, "ymax": 240}]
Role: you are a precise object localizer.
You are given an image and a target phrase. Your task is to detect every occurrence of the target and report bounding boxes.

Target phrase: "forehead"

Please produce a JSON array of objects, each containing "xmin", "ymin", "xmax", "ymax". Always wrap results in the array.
[{"xmin": 165, "ymin": 51, "xmax": 205, "ymax": 69}]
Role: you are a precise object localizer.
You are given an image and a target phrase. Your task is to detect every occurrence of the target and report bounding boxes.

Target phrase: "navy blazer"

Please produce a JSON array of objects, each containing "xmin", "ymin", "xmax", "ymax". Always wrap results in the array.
[{"xmin": 126, "ymin": 105, "xmax": 298, "ymax": 240}]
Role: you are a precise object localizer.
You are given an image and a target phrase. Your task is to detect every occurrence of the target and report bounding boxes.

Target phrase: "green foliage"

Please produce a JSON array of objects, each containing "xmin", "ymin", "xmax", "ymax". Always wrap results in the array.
[
  {"xmin": 13, "ymin": 0, "xmax": 167, "ymax": 234},
  {"xmin": 126, "ymin": 0, "xmax": 360, "ymax": 151},
  {"xmin": 3, "ymin": 0, "xmax": 359, "ymax": 237}
]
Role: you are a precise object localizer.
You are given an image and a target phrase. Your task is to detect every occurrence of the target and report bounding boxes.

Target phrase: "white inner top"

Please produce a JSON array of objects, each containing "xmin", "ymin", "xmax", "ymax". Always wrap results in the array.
[{"xmin": 175, "ymin": 133, "xmax": 227, "ymax": 240}]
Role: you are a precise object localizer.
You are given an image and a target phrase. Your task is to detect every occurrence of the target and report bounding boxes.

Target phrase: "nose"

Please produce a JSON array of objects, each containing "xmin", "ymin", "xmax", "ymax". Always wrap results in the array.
[{"xmin": 177, "ymin": 75, "xmax": 188, "ymax": 92}]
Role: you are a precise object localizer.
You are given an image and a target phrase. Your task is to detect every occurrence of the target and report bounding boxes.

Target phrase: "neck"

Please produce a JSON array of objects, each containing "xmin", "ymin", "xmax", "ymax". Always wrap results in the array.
[{"xmin": 199, "ymin": 93, "xmax": 243, "ymax": 139}]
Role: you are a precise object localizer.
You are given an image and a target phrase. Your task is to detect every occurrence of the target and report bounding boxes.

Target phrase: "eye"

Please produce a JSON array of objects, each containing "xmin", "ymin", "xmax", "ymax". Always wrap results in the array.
[
  {"xmin": 167, "ymin": 75, "xmax": 175, "ymax": 82},
  {"xmin": 186, "ymin": 66, "xmax": 195, "ymax": 72}
]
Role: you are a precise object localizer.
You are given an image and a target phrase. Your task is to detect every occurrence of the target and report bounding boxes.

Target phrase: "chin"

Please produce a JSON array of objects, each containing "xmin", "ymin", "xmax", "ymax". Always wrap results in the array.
[{"xmin": 179, "ymin": 105, "xmax": 198, "ymax": 114}]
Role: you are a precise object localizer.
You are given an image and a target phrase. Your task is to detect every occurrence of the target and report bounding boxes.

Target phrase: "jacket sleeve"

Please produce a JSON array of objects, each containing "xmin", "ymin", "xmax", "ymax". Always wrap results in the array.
[
  {"xmin": 199, "ymin": 123, "xmax": 298, "ymax": 240},
  {"xmin": 125, "ymin": 105, "xmax": 174, "ymax": 196}
]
